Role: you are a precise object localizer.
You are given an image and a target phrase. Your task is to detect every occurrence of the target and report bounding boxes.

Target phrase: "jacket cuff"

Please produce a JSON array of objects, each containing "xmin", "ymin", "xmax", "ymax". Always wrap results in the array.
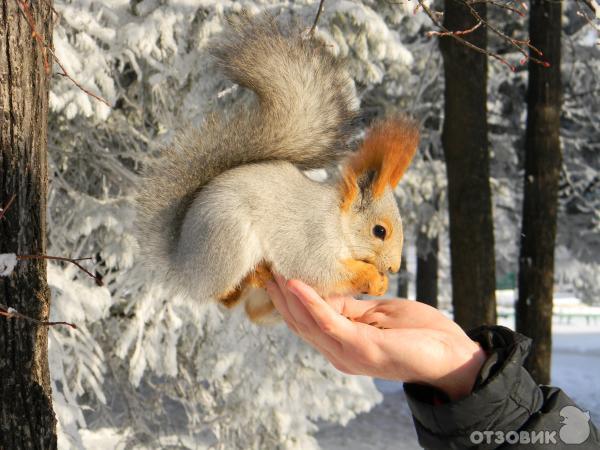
[{"xmin": 403, "ymin": 326, "xmax": 544, "ymax": 449}]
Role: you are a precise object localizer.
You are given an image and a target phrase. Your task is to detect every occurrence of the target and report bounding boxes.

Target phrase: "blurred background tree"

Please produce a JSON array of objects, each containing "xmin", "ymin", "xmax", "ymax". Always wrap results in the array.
[
  {"xmin": 517, "ymin": 0, "xmax": 563, "ymax": 385},
  {"xmin": 438, "ymin": 0, "xmax": 497, "ymax": 330}
]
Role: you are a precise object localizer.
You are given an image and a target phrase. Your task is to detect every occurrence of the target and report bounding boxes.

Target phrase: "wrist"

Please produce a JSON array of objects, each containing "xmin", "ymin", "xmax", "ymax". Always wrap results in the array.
[{"xmin": 436, "ymin": 339, "xmax": 487, "ymax": 401}]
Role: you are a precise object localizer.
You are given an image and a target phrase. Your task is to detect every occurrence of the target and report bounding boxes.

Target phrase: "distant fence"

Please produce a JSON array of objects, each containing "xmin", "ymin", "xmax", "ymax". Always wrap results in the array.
[{"xmin": 497, "ymin": 307, "xmax": 600, "ymax": 325}]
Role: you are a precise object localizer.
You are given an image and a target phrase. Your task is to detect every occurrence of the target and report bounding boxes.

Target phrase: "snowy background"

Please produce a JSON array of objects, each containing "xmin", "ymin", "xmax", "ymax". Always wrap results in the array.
[{"xmin": 40, "ymin": 0, "xmax": 599, "ymax": 448}]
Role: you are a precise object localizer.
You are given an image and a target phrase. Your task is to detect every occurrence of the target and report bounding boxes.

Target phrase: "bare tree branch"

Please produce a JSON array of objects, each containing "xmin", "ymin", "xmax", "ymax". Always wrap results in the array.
[
  {"xmin": 417, "ymin": 0, "xmax": 517, "ymax": 70},
  {"xmin": 47, "ymin": 46, "xmax": 113, "ymax": 107},
  {"xmin": 14, "ymin": 0, "xmax": 49, "ymax": 73},
  {"xmin": 2, "ymin": 194, "xmax": 104, "ymax": 285},
  {"xmin": 14, "ymin": 0, "xmax": 112, "ymax": 107},
  {"xmin": 310, "ymin": 0, "xmax": 326, "ymax": 36},
  {"xmin": 427, "ymin": 20, "xmax": 483, "ymax": 37},
  {"xmin": 461, "ymin": 0, "xmax": 548, "ymax": 66},
  {"xmin": 0, "ymin": 303, "xmax": 77, "ymax": 329},
  {"xmin": 417, "ymin": 0, "xmax": 552, "ymax": 70},
  {"xmin": 0, "ymin": 195, "xmax": 16, "ymax": 221},
  {"xmin": 17, "ymin": 254, "xmax": 104, "ymax": 286},
  {"xmin": 468, "ymin": 0, "xmax": 526, "ymax": 17},
  {"xmin": 575, "ymin": 0, "xmax": 600, "ymax": 35}
]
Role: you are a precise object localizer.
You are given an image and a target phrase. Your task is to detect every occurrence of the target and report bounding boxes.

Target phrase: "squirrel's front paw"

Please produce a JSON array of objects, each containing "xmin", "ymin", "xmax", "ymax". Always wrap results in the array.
[
  {"xmin": 364, "ymin": 268, "xmax": 388, "ymax": 296},
  {"xmin": 343, "ymin": 259, "xmax": 389, "ymax": 296}
]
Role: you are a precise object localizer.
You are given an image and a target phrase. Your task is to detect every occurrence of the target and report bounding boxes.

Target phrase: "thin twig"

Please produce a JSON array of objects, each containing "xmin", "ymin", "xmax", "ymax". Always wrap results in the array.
[
  {"xmin": 427, "ymin": 20, "xmax": 483, "ymax": 37},
  {"xmin": 575, "ymin": 0, "xmax": 600, "ymax": 34},
  {"xmin": 417, "ymin": 0, "xmax": 551, "ymax": 70},
  {"xmin": 579, "ymin": 0, "xmax": 597, "ymax": 14},
  {"xmin": 41, "ymin": 0, "xmax": 61, "ymax": 26},
  {"xmin": 46, "ymin": 46, "xmax": 112, "ymax": 107},
  {"xmin": 17, "ymin": 254, "xmax": 104, "ymax": 286},
  {"xmin": 460, "ymin": 0, "xmax": 548, "ymax": 66},
  {"xmin": 14, "ymin": 0, "xmax": 50, "ymax": 73},
  {"xmin": 417, "ymin": 0, "xmax": 517, "ymax": 71},
  {"xmin": 0, "ymin": 303, "xmax": 77, "ymax": 329},
  {"xmin": 0, "ymin": 195, "xmax": 16, "ymax": 221},
  {"xmin": 14, "ymin": 0, "xmax": 111, "ymax": 107},
  {"xmin": 468, "ymin": 0, "xmax": 526, "ymax": 17},
  {"xmin": 310, "ymin": 0, "xmax": 326, "ymax": 36},
  {"xmin": 42, "ymin": 0, "xmax": 60, "ymax": 20}
]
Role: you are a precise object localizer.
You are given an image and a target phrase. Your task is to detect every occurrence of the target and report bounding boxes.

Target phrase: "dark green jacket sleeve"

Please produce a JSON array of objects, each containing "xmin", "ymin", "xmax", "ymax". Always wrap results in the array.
[{"xmin": 403, "ymin": 325, "xmax": 599, "ymax": 449}]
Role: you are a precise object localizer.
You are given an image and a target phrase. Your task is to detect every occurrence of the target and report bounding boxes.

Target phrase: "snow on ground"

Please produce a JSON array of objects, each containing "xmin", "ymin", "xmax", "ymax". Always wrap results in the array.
[
  {"xmin": 316, "ymin": 389, "xmax": 419, "ymax": 450},
  {"xmin": 317, "ymin": 311, "xmax": 600, "ymax": 450}
]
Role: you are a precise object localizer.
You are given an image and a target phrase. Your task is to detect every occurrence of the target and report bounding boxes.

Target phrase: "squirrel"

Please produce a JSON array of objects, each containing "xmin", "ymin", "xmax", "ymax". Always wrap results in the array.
[{"xmin": 136, "ymin": 13, "xmax": 419, "ymax": 324}]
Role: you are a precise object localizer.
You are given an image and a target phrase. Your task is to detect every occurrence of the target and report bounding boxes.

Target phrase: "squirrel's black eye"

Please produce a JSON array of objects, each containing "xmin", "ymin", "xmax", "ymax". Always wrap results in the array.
[{"xmin": 372, "ymin": 224, "xmax": 387, "ymax": 240}]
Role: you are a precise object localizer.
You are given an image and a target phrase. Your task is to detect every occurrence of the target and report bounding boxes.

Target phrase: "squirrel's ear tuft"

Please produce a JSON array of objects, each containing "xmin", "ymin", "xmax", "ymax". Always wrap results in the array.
[
  {"xmin": 339, "ymin": 116, "xmax": 419, "ymax": 209},
  {"xmin": 339, "ymin": 166, "xmax": 359, "ymax": 211},
  {"xmin": 361, "ymin": 117, "xmax": 419, "ymax": 197}
]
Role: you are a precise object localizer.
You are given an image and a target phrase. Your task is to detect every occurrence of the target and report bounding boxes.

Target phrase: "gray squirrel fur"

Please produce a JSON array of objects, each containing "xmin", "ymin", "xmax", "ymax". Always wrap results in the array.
[{"xmin": 136, "ymin": 13, "xmax": 415, "ymax": 322}]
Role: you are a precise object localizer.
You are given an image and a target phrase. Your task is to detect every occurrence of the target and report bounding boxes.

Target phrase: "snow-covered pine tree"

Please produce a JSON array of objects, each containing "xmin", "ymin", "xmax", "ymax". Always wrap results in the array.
[{"xmin": 47, "ymin": 2, "xmax": 440, "ymax": 448}]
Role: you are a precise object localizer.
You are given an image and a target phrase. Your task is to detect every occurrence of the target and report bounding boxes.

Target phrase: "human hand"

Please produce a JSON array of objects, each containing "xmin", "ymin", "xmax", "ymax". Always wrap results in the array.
[{"xmin": 266, "ymin": 276, "xmax": 487, "ymax": 401}]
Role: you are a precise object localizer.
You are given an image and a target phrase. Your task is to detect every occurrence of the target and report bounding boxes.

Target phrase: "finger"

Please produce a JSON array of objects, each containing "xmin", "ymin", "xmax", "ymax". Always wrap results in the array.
[
  {"xmin": 295, "ymin": 332, "xmax": 356, "ymax": 375},
  {"xmin": 282, "ymin": 279, "xmax": 331, "ymax": 333},
  {"xmin": 269, "ymin": 279, "xmax": 374, "ymax": 375},
  {"xmin": 357, "ymin": 300, "xmax": 460, "ymax": 334},
  {"xmin": 280, "ymin": 283, "xmax": 345, "ymax": 355},
  {"xmin": 270, "ymin": 277, "xmax": 345, "ymax": 355},
  {"xmin": 284, "ymin": 281, "xmax": 320, "ymax": 331},
  {"xmin": 273, "ymin": 273, "xmax": 301, "ymax": 311},
  {"xmin": 265, "ymin": 281, "xmax": 298, "ymax": 334},
  {"xmin": 287, "ymin": 280, "xmax": 357, "ymax": 343},
  {"xmin": 287, "ymin": 281, "xmax": 391, "ymax": 376},
  {"xmin": 272, "ymin": 273, "xmax": 309, "ymax": 333},
  {"xmin": 321, "ymin": 350, "xmax": 358, "ymax": 375},
  {"xmin": 265, "ymin": 279, "xmax": 288, "ymax": 317},
  {"xmin": 301, "ymin": 332, "xmax": 345, "ymax": 364},
  {"xmin": 273, "ymin": 275, "xmax": 315, "ymax": 328},
  {"xmin": 325, "ymin": 295, "xmax": 384, "ymax": 320}
]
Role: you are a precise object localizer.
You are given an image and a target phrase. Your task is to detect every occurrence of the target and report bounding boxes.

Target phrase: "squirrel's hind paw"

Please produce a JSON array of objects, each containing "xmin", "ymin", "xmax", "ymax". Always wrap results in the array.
[{"xmin": 245, "ymin": 287, "xmax": 281, "ymax": 325}]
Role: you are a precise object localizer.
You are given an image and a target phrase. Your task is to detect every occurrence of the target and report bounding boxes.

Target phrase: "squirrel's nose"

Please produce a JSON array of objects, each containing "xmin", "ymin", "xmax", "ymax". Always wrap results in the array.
[{"xmin": 389, "ymin": 265, "xmax": 400, "ymax": 274}]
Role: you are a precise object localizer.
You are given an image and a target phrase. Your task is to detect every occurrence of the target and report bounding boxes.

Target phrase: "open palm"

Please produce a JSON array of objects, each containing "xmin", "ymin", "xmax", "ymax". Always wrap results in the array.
[{"xmin": 266, "ymin": 276, "xmax": 486, "ymax": 401}]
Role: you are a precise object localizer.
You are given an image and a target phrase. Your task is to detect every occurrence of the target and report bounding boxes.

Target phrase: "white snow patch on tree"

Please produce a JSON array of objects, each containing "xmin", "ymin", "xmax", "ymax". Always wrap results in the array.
[{"xmin": 0, "ymin": 253, "xmax": 17, "ymax": 277}]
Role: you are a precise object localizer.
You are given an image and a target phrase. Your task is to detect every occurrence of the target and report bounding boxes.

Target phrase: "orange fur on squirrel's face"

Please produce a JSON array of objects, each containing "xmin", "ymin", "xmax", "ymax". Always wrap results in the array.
[{"xmin": 338, "ymin": 117, "xmax": 419, "ymax": 275}]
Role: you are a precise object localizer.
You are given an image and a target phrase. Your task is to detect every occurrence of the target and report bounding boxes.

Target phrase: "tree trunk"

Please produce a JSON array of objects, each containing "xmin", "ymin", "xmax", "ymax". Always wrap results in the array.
[
  {"xmin": 439, "ymin": 0, "xmax": 497, "ymax": 330},
  {"xmin": 396, "ymin": 252, "xmax": 409, "ymax": 298},
  {"xmin": 0, "ymin": 0, "xmax": 56, "ymax": 447},
  {"xmin": 416, "ymin": 231, "xmax": 438, "ymax": 308},
  {"xmin": 516, "ymin": 0, "xmax": 562, "ymax": 385}
]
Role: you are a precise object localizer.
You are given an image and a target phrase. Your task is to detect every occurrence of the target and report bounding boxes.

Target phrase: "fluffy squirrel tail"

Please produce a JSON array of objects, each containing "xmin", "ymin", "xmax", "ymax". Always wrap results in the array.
[{"xmin": 136, "ymin": 13, "xmax": 357, "ymax": 269}]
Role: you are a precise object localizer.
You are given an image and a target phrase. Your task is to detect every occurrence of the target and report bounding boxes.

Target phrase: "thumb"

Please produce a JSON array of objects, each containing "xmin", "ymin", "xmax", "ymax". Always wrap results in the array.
[{"xmin": 287, "ymin": 280, "xmax": 356, "ymax": 342}]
